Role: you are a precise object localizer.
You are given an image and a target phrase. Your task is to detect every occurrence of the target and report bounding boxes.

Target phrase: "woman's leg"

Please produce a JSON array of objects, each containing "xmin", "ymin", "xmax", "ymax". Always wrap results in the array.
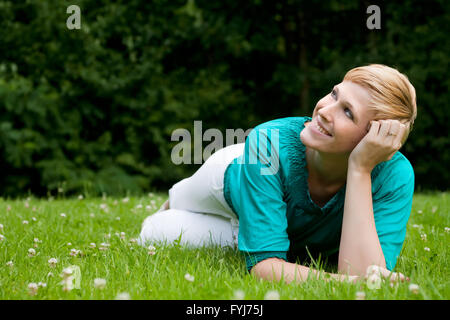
[
  {"xmin": 138, "ymin": 208, "xmax": 236, "ymax": 248},
  {"xmin": 138, "ymin": 143, "xmax": 244, "ymax": 248},
  {"xmin": 168, "ymin": 143, "xmax": 245, "ymax": 219}
]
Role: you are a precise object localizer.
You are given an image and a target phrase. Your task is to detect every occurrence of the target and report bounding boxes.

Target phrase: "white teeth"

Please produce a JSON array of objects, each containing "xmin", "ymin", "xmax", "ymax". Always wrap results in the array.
[{"xmin": 316, "ymin": 123, "xmax": 330, "ymax": 136}]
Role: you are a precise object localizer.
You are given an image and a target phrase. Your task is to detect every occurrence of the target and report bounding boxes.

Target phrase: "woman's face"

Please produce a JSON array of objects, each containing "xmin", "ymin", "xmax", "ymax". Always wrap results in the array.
[{"xmin": 300, "ymin": 81, "xmax": 375, "ymax": 155}]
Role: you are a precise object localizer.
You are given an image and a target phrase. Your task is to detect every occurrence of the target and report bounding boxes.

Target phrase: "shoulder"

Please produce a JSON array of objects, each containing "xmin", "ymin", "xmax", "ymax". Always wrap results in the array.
[
  {"xmin": 372, "ymin": 151, "xmax": 415, "ymax": 195},
  {"xmin": 252, "ymin": 117, "xmax": 311, "ymax": 132},
  {"xmin": 247, "ymin": 117, "xmax": 310, "ymax": 146}
]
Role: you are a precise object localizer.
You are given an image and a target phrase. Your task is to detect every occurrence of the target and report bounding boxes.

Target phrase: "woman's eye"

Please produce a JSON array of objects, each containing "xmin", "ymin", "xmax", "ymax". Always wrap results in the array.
[
  {"xmin": 344, "ymin": 108, "xmax": 354, "ymax": 120},
  {"xmin": 331, "ymin": 89, "xmax": 337, "ymax": 99}
]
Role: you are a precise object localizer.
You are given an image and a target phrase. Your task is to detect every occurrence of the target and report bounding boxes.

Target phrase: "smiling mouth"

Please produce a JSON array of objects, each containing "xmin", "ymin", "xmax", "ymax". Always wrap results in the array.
[{"xmin": 315, "ymin": 120, "xmax": 332, "ymax": 136}]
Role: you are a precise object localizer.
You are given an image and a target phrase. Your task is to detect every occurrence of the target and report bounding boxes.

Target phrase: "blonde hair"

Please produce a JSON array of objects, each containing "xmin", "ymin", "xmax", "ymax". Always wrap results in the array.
[{"xmin": 343, "ymin": 64, "xmax": 417, "ymax": 141}]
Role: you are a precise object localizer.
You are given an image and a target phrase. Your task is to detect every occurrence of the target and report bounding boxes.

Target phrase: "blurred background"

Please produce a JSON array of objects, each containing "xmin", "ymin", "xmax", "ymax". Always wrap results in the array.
[{"xmin": 0, "ymin": 0, "xmax": 448, "ymax": 198}]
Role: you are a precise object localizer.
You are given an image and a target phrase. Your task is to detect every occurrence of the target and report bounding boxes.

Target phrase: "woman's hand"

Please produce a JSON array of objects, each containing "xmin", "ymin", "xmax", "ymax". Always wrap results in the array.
[
  {"xmin": 365, "ymin": 265, "xmax": 410, "ymax": 285},
  {"xmin": 348, "ymin": 120, "xmax": 409, "ymax": 174},
  {"xmin": 347, "ymin": 265, "xmax": 410, "ymax": 285}
]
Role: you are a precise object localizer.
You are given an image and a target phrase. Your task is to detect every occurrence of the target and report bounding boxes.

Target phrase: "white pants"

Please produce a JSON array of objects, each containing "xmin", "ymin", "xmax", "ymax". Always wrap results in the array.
[{"xmin": 138, "ymin": 143, "xmax": 245, "ymax": 249}]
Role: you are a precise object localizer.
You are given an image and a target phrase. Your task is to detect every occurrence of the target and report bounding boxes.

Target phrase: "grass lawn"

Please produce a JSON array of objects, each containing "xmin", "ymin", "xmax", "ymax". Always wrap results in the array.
[{"xmin": 0, "ymin": 192, "xmax": 448, "ymax": 300}]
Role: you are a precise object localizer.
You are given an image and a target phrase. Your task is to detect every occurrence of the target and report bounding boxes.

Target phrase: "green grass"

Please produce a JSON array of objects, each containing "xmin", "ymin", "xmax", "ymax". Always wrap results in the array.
[{"xmin": 0, "ymin": 192, "xmax": 448, "ymax": 300}]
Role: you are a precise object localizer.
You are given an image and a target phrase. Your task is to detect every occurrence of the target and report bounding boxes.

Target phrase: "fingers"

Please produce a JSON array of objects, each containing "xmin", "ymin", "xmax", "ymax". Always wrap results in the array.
[
  {"xmin": 365, "ymin": 265, "xmax": 410, "ymax": 288},
  {"xmin": 378, "ymin": 120, "xmax": 391, "ymax": 137},
  {"xmin": 367, "ymin": 120, "xmax": 380, "ymax": 138},
  {"xmin": 387, "ymin": 121, "xmax": 400, "ymax": 139},
  {"xmin": 392, "ymin": 122, "xmax": 408, "ymax": 148},
  {"xmin": 370, "ymin": 119, "xmax": 407, "ymax": 150}
]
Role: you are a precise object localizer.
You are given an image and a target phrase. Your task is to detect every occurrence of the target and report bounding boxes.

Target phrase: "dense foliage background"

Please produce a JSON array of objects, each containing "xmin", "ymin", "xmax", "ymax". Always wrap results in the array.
[{"xmin": 0, "ymin": 0, "xmax": 448, "ymax": 197}]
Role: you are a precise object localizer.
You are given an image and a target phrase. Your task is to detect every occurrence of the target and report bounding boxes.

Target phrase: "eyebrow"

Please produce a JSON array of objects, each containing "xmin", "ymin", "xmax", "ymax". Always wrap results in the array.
[{"xmin": 334, "ymin": 86, "xmax": 359, "ymax": 122}]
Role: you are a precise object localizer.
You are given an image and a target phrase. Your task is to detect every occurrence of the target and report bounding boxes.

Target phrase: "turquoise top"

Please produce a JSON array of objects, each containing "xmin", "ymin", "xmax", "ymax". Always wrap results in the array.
[{"xmin": 223, "ymin": 117, "xmax": 414, "ymax": 272}]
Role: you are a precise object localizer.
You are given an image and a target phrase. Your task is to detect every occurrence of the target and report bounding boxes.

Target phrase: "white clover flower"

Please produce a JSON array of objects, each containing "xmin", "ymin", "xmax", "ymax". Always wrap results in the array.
[
  {"xmin": 60, "ymin": 213, "xmax": 66, "ymax": 218},
  {"xmin": 420, "ymin": 233, "xmax": 427, "ymax": 241},
  {"xmin": 129, "ymin": 238, "xmax": 137, "ymax": 244},
  {"xmin": 445, "ymin": 227, "xmax": 450, "ymax": 233},
  {"xmin": 104, "ymin": 233, "xmax": 111, "ymax": 239},
  {"xmin": 424, "ymin": 247, "xmax": 430, "ymax": 252},
  {"xmin": 136, "ymin": 204, "xmax": 143, "ymax": 209},
  {"xmin": 145, "ymin": 205, "xmax": 152, "ymax": 211},
  {"xmin": 69, "ymin": 249, "xmax": 80, "ymax": 257},
  {"xmin": 148, "ymin": 192, "xmax": 154, "ymax": 198},
  {"xmin": 60, "ymin": 265, "xmax": 81, "ymax": 291},
  {"xmin": 366, "ymin": 273, "xmax": 381, "ymax": 290},
  {"xmin": 61, "ymin": 267, "xmax": 74, "ymax": 278},
  {"xmin": 34, "ymin": 238, "xmax": 42, "ymax": 243},
  {"xmin": 99, "ymin": 243, "xmax": 110, "ymax": 251},
  {"xmin": 115, "ymin": 217, "xmax": 121, "ymax": 221},
  {"xmin": 122, "ymin": 197, "xmax": 129, "ymax": 203},
  {"xmin": 0, "ymin": 223, "xmax": 4, "ymax": 231},
  {"xmin": 67, "ymin": 242, "xmax": 72, "ymax": 246},
  {"xmin": 147, "ymin": 245, "xmax": 156, "ymax": 255},
  {"xmin": 61, "ymin": 277, "xmax": 74, "ymax": 292},
  {"xmin": 417, "ymin": 210, "xmax": 423, "ymax": 214},
  {"xmin": 78, "ymin": 194, "xmax": 84, "ymax": 200},
  {"xmin": 366, "ymin": 265, "xmax": 381, "ymax": 277},
  {"xmin": 0, "ymin": 234, "xmax": 5, "ymax": 242},
  {"xmin": 94, "ymin": 278, "xmax": 107, "ymax": 289},
  {"xmin": 232, "ymin": 289, "xmax": 245, "ymax": 300},
  {"xmin": 115, "ymin": 292, "xmax": 131, "ymax": 300},
  {"xmin": 38, "ymin": 282, "xmax": 47, "ymax": 288},
  {"xmin": 28, "ymin": 248, "xmax": 36, "ymax": 257},
  {"xmin": 120, "ymin": 232, "xmax": 126, "ymax": 240},
  {"xmin": 48, "ymin": 258, "xmax": 58, "ymax": 268},
  {"xmin": 89, "ymin": 243, "xmax": 96, "ymax": 249},
  {"xmin": 355, "ymin": 291, "xmax": 366, "ymax": 300},
  {"xmin": 184, "ymin": 273, "xmax": 195, "ymax": 282},
  {"xmin": 28, "ymin": 283, "xmax": 39, "ymax": 296},
  {"xmin": 31, "ymin": 217, "xmax": 37, "ymax": 222},
  {"xmin": 6, "ymin": 261, "xmax": 13, "ymax": 267},
  {"xmin": 264, "ymin": 290, "xmax": 280, "ymax": 300},
  {"xmin": 409, "ymin": 283, "xmax": 420, "ymax": 294},
  {"xmin": 23, "ymin": 220, "xmax": 29, "ymax": 225}
]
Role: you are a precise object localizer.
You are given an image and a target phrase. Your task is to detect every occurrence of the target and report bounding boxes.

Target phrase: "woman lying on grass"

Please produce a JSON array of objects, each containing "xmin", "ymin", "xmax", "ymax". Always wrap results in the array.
[{"xmin": 138, "ymin": 64, "xmax": 416, "ymax": 284}]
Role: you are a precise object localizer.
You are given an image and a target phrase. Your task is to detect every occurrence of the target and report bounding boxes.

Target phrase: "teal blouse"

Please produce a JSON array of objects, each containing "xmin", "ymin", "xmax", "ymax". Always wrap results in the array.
[{"xmin": 223, "ymin": 117, "xmax": 414, "ymax": 272}]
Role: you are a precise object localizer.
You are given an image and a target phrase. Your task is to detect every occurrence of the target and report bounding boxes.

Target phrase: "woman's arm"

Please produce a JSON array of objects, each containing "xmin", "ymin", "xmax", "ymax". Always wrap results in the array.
[
  {"xmin": 251, "ymin": 257, "xmax": 408, "ymax": 284},
  {"xmin": 338, "ymin": 166, "xmax": 385, "ymax": 276},
  {"xmin": 251, "ymin": 258, "xmax": 358, "ymax": 284},
  {"xmin": 338, "ymin": 120, "xmax": 408, "ymax": 276}
]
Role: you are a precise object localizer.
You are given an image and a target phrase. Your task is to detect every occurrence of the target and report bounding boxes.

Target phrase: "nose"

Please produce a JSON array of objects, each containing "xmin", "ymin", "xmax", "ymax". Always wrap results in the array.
[{"xmin": 317, "ymin": 105, "xmax": 333, "ymax": 123}]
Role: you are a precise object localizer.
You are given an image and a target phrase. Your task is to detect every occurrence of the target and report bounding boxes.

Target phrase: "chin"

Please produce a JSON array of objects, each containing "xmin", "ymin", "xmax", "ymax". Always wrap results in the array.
[
  {"xmin": 300, "ymin": 129, "xmax": 351, "ymax": 155},
  {"xmin": 300, "ymin": 129, "xmax": 324, "ymax": 151}
]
